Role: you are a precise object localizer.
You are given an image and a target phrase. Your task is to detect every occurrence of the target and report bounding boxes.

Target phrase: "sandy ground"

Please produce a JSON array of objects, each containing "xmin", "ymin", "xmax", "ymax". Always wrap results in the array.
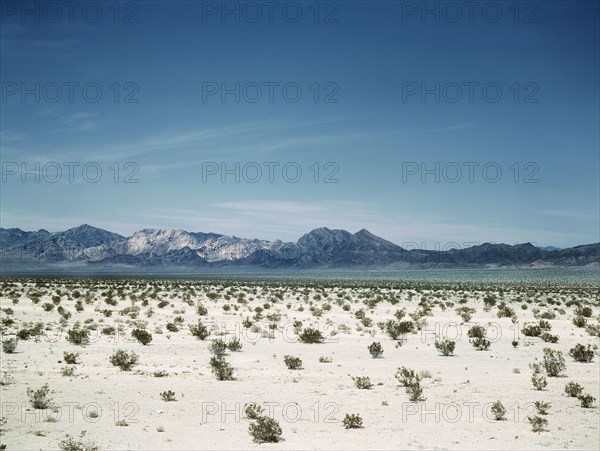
[{"xmin": 0, "ymin": 278, "xmax": 598, "ymax": 450}]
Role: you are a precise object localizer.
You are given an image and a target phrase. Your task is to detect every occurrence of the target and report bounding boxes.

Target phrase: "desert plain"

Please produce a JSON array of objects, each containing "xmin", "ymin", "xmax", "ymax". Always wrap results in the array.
[{"xmin": 0, "ymin": 276, "xmax": 598, "ymax": 450}]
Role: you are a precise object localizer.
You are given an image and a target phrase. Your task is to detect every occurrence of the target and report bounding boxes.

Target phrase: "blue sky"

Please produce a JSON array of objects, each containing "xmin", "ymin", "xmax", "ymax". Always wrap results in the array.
[{"xmin": 1, "ymin": 0, "xmax": 598, "ymax": 248}]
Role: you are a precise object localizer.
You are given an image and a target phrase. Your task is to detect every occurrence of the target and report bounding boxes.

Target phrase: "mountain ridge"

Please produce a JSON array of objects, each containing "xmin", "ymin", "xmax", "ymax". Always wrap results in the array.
[{"xmin": 1, "ymin": 225, "xmax": 598, "ymax": 270}]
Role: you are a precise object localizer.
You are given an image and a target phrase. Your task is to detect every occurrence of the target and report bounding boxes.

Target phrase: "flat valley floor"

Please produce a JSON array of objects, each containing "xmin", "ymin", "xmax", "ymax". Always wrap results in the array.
[{"xmin": 0, "ymin": 277, "xmax": 598, "ymax": 450}]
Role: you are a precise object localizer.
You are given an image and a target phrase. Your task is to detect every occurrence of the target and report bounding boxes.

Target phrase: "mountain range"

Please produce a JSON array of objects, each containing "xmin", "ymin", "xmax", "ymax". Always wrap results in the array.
[{"xmin": 0, "ymin": 224, "xmax": 598, "ymax": 271}]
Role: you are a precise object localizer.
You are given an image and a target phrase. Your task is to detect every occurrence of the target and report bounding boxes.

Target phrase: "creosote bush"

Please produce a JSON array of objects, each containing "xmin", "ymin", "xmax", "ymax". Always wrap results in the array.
[
  {"xmin": 467, "ymin": 324, "xmax": 491, "ymax": 350},
  {"xmin": 531, "ymin": 373, "xmax": 548, "ymax": 391},
  {"xmin": 569, "ymin": 344, "xmax": 594, "ymax": 363},
  {"xmin": 131, "ymin": 328, "xmax": 152, "ymax": 345},
  {"xmin": 352, "ymin": 376, "xmax": 373, "ymax": 390},
  {"xmin": 227, "ymin": 337, "xmax": 243, "ymax": 352},
  {"xmin": 2, "ymin": 339, "xmax": 17, "ymax": 354},
  {"xmin": 564, "ymin": 382, "xmax": 583, "ymax": 397},
  {"xmin": 58, "ymin": 432, "xmax": 99, "ymax": 451},
  {"xmin": 578, "ymin": 394, "xmax": 595, "ymax": 408},
  {"xmin": 63, "ymin": 352, "xmax": 79, "ymax": 364},
  {"xmin": 368, "ymin": 341, "xmax": 384, "ymax": 358},
  {"xmin": 109, "ymin": 349, "xmax": 139, "ymax": 371},
  {"xmin": 208, "ymin": 339, "xmax": 228, "ymax": 356},
  {"xmin": 210, "ymin": 355, "xmax": 234, "ymax": 380},
  {"xmin": 244, "ymin": 403, "xmax": 264, "ymax": 420},
  {"xmin": 534, "ymin": 401, "xmax": 550, "ymax": 415},
  {"xmin": 528, "ymin": 415, "xmax": 548, "ymax": 433},
  {"xmin": 27, "ymin": 384, "xmax": 53, "ymax": 409},
  {"xmin": 572, "ymin": 316, "xmax": 587, "ymax": 328},
  {"xmin": 396, "ymin": 367, "xmax": 424, "ymax": 401},
  {"xmin": 189, "ymin": 321, "xmax": 210, "ymax": 340},
  {"xmin": 248, "ymin": 416, "xmax": 282, "ymax": 443},
  {"xmin": 490, "ymin": 401, "xmax": 506, "ymax": 420},
  {"xmin": 542, "ymin": 348, "xmax": 566, "ymax": 377},
  {"xmin": 284, "ymin": 355, "xmax": 303, "ymax": 370},
  {"xmin": 522, "ymin": 323, "xmax": 542, "ymax": 337},
  {"xmin": 298, "ymin": 327, "xmax": 325, "ymax": 344},
  {"xmin": 434, "ymin": 339, "xmax": 455, "ymax": 356},
  {"xmin": 160, "ymin": 390, "xmax": 176, "ymax": 402},
  {"xmin": 343, "ymin": 413, "xmax": 363, "ymax": 429},
  {"xmin": 66, "ymin": 324, "xmax": 90, "ymax": 345}
]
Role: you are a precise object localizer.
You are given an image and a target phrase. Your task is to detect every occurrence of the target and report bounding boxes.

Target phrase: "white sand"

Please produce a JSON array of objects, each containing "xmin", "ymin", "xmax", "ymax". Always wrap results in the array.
[{"xmin": 0, "ymin": 279, "xmax": 598, "ymax": 450}]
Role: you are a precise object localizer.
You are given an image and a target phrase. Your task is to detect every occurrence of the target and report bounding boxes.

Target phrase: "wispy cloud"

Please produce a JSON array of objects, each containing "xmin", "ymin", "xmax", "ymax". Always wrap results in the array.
[{"xmin": 539, "ymin": 209, "xmax": 598, "ymax": 220}]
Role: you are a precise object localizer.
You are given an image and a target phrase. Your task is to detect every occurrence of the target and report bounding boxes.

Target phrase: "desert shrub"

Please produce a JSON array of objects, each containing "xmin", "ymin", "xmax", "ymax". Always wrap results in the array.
[
  {"xmin": 572, "ymin": 316, "xmax": 587, "ymax": 328},
  {"xmin": 196, "ymin": 303, "xmax": 208, "ymax": 316},
  {"xmin": 160, "ymin": 390, "xmax": 176, "ymax": 402},
  {"xmin": 298, "ymin": 327, "xmax": 324, "ymax": 344},
  {"xmin": 586, "ymin": 323, "xmax": 600, "ymax": 337},
  {"xmin": 165, "ymin": 322, "xmax": 179, "ymax": 332},
  {"xmin": 455, "ymin": 306, "xmax": 475, "ymax": 322},
  {"xmin": 528, "ymin": 415, "xmax": 548, "ymax": 433},
  {"xmin": 245, "ymin": 403, "xmax": 264, "ymax": 420},
  {"xmin": 512, "ymin": 340, "xmax": 519, "ymax": 348},
  {"xmin": 490, "ymin": 401, "xmax": 506, "ymax": 420},
  {"xmin": 368, "ymin": 342, "xmax": 384, "ymax": 358},
  {"xmin": 66, "ymin": 324, "xmax": 89, "ymax": 345},
  {"xmin": 395, "ymin": 367, "xmax": 417, "ymax": 386},
  {"xmin": 538, "ymin": 319, "xmax": 551, "ymax": 331},
  {"xmin": 497, "ymin": 303, "xmax": 515, "ymax": 318},
  {"xmin": 467, "ymin": 324, "xmax": 486, "ymax": 339},
  {"xmin": 575, "ymin": 306, "xmax": 593, "ymax": 318},
  {"xmin": 208, "ymin": 339, "xmax": 228, "ymax": 356},
  {"xmin": 101, "ymin": 325, "xmax": 116, "ymax": 335},
  {"xmin": 248, "ymin": 416, "xmax": 282, "ymax": 443},
  {"xmin": 27, "ymin": 384, "xmax": 53, "ymax": 409},
  {"xmin": 531, "ymin": 373, "xmax": 548, "ymax": 390},
  {"xmin": 564, "ymin": 382, "xmax": 583, "ymax": 397},
  {"xmin": 58, "ymin": 432, "xmax": 99, "ymax": 451},
  {"xmin": 522, "ymin": 323, "xmax": 542, "ymax": 337},
  {"xmin": 469, "ymin": 328, "xmax": 490, "ymax": 350},
  {"xmin": 16, "ymin": 329, "xmax": 30, "ymax": 340},
  {"xmin": 63, "ymin": 352, "xmax": 79, "ymax": 365},
  {"xmin": 434, "ymin": 339, "xmax": 455, "ymax": 356},
  {"xmin": 539, "ymin": 310, "xmax": 556, "ymax": 320},
  {"xmin": 284, "ymin": 355, "xmax": 303, "ymax": 370},
  {"xmin": 395, "ymin": 367, "xmax": 424, "ymax": 401},
  {"xmin": 385, "ymin": 320, "xmax": 414, "ymax": 340},
  {"xmin": 109, "ymin": 349, "xmax": 139, "ymax": 371},
  {"xmin": 189, "ymin": 321, "xmax": 210, "ymax": 340},
  {"xmin": 543, "ymin": 348, "xmax": 566, "ymax": 377},
  {"xmin": 406, "ymin": 377, "xmax": 424, "ymax": 402},
  {"xmin": 153, "ymin": 370, "xmax": 169, "ymax": 377},
  {"xmin": 352, "ymin": 376, "xmax": 373, "ymax": 390},
  {"xmin": 2, "ymin": 339, "xmax": 17, "ymax": 354},
  {"xmin": 578, "ymin": 394, "xmax": 595, "ymax": 408},
  {"xmin": 209, "ymin": 355, "xmax": 234, "ymax": 380},
  {"xmin": 42, "ymin": 303, "xmax": 55, "ymax": 312},
  {"xmin": 343, "ymin": 413, "xmax": 363, "ymax": 429},
  {"xmin": 534, "ymin": 401, "xmax": 550, "ymax": 415},
  {"xmin": 569, "ymin": 344, "xmax": 594, "ymax": 363},
  {"xmin": 319, "ymin": 356, "xmax": 332, "ymax": 363},
  {"xmin": 540, "ymin": 332, "xmax": 559, "ymax": 343},
  {"xmin": 131, "ymin": 328, "xmax": 152, "ymax": 345},
  {"xmin": 157, "ymin": 300, "xmax": 169, "ymax": 309},
  {"xmin": 227, "ymin": 337, "xmax": 243, "ymax": 352},
  {"xmin": 61, "ymin": 366, "xmax": 75, "ymax": 377}
]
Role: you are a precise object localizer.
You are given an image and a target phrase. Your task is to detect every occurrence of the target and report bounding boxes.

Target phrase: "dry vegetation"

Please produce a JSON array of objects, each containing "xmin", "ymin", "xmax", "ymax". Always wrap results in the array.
[{"xmin": 0, "ymin": 276, "xmax": 598, "ymax": 449}]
